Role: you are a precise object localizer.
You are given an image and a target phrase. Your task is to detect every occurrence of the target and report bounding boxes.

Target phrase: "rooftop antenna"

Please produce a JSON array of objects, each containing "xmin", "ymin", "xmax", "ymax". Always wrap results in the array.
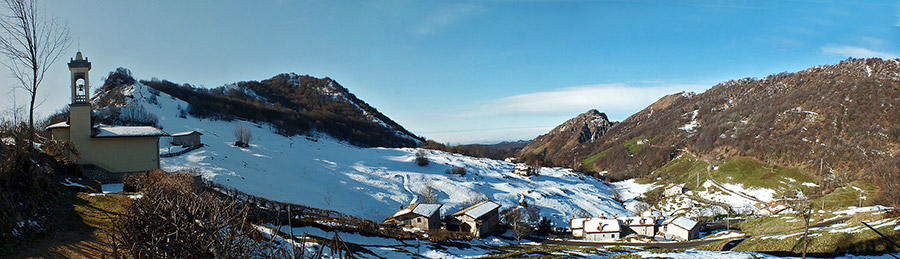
[{"xmin": 77, "ymin": 37, "xmax": 80, "ymax": 52}]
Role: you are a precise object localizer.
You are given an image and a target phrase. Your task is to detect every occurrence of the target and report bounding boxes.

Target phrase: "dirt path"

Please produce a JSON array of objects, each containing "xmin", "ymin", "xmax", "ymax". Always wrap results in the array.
[{"xmin": 8, "ymin": 192, "xmax": 130, "ymax": 259}]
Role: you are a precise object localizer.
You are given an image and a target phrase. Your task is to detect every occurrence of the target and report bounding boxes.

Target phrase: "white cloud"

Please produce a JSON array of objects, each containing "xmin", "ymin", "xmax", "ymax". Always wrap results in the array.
[
  {"xmin": 456, "ymin": 83, "xmax": 710, "ymax": 120},
  {"xmin": 821, "ymin": 45, "xmax": 899, "ymax": 59},
  {"xmin": 415, "ymin": 3, "xmax": 485, "ymax": 35}
]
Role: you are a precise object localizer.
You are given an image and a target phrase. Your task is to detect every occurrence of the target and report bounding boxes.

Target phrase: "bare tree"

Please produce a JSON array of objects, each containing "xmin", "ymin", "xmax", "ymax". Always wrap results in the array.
[
  {"xmin": 234, "ymin": 123, "xmax": 252, "ymax": 147},
  {"xmin": 502, "ymin": 206, "xmax": 533, "ymax": 244},
  {"xmin": 0, "ymin": 0, "xmax": 70, "ymax": 148},
  {"xmin": 417, "ymin": 179, "xmax": 439, "ymax": 204}
]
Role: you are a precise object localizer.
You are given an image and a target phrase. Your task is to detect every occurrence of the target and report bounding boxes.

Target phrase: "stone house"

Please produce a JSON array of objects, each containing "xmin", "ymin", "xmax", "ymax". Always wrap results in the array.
[
  {"xmin": 663, "ymin": 183, "xmax": 686, "ymax": 197},
  {"xmin": 445, "ymin": 201, "xmax": 501, "ymax": 238},
  {"xmin": 46, "ymin": 52, "xmax": 167, "ymax": 182},
  {"xmin": 513, "ymin": 163, "xmax": 535, "ymax": 176},
  {"xmin": 383, "ymin": 203, "xmax": 442, "ymax": 231},
  {"xmin": 171, "ymin": 131, "xmax": 203, "ymax": 148},
  {"xmin": 660, "ymin": 216, "xmax": 699, "ymax": 241}
]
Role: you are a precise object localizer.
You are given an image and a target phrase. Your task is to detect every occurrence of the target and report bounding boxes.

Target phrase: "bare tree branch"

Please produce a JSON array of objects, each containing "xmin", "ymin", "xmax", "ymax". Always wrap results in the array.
[{"xmin": 0, "ymin": 0, "xmax": 70, "ymax": 149}]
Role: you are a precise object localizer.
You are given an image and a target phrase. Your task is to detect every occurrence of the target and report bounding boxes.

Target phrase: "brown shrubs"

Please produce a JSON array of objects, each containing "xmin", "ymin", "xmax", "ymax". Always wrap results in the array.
[{"xmin": 109, "ymin": 173, "xmax": 280, "ymax": 258}]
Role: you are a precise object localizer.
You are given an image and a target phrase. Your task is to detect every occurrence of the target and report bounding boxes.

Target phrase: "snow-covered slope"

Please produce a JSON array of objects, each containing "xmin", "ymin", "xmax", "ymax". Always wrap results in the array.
[{"xmin": 118, "ymin": 82, "xmax": 629, "ymax": 226}]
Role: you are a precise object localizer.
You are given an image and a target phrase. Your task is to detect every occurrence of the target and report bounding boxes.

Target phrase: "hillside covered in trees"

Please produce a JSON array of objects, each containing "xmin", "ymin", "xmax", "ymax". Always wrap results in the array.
[
  {"xmin": 96, "ymin": 69, "xmax": 423, "ymax": 148},
  {"xmin": 528, "ymin": 58, "xmax": 900, "ymax": 206}
]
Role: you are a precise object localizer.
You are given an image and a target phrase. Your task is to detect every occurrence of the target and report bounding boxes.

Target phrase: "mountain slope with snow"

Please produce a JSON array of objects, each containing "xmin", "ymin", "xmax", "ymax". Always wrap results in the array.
[
  {"xmin": 135, "ymin": 71, "xmax": 422, "ymax": 148},
  {"xmin": 106, "ymin": 80, "xmax": 629, "ymax": 227}
]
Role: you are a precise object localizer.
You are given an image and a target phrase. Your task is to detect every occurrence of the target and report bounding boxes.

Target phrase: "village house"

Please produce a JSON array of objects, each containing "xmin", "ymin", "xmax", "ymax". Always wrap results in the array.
[
  {"xmin": 663, "ymin": 183, "xmax": 686, "ymax": 197},
  {"xmin": 619, "ymin": 216, "xmax": 658, "ymax": 237},
  {"xmin": 383, "ymin": 203, "xmax": 442, "ymax": 231},
  {"xmin": 660, "ymin": 216, "xmax": 700, "ymax": 241},
  {"xmin": 46, "ymin": 52, "xmax": 168, "ymax": 182},
  {"xmin": 570, "ymin": 210, "xmax": 700, "ymax": 242},
  {"xmin": 513, "ymin": 163, "xmax": 535, "ymax": 176},
  {"xmin": 504, "ymin": 157, "xmax": 522, "ymax": 163},
  {"xmin": 570, "ymin": 217, "xmax": 621, "ymax": 241},
  {"xmin": 755, "ymin": 201, "xmax": 792, "ymax": 216},
  {"xmin": 445, "ymin": 201, "xmax": 501, "ymax": 238},
  {"xmin": 170, "ymin": 130, "xmax": 203, "ymax": 148}
]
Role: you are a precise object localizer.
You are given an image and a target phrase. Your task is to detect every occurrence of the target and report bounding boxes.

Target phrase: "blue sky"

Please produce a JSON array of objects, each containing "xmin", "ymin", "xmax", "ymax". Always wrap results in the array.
[{"xmin": 2, "ymin": 0, "xmax": 898, "ymax": 144}]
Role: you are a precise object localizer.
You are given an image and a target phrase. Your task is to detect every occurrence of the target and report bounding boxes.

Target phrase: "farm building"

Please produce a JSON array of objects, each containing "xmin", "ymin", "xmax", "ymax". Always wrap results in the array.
[
  {"xmin": 171, "ymin": 131, "xmax": 203, "ymax": 148},
  {"xmin": 504, "ymin": 157, "xmax": 522, "ymax": 163},
  {"xmin": 383, "ymin": 203, "xmax": 442, "ymax": 231},
  {"xmin": 660, "ymin": 216, "xmax": 700, "ymax": 241},
  {"xmin": 755, "ymin": 201, "xmax": 792, "ymax": 216},
  {"xmin": 663, "ymin": 183, "xmax": 686, "ymax": 197},
  {"xmin": 513, "ymin": 164, "xmax": 535, "ymax": 176},
  {"xmin": 46, "ymin": 52, "xmax": 167, "ymax": 181},
  {"xmin": 445, "ymin": 201, "xmax": 501, "ymax": 238}
]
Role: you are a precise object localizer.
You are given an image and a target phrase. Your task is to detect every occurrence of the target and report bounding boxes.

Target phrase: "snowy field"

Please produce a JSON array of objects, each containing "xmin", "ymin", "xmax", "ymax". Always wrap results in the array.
[{"xmin": 117, "ymin": 82, "xmax": 630, "ymax": 226}]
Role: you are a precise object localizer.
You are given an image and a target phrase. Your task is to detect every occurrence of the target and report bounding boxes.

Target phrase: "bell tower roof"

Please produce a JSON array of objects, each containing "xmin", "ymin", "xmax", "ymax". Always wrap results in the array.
[{"xmin": 68, "ymin": 51, "xmax": 91, "ymax": 69}]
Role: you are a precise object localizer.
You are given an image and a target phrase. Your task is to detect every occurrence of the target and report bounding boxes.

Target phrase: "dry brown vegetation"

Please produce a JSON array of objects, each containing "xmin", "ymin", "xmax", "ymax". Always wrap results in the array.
[{"xmin": 109, "ymin": 171, "xmax": 289, "ymax": 258}]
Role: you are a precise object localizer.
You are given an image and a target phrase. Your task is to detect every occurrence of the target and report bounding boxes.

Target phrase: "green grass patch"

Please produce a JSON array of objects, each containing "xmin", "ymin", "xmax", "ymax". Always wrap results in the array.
[
  {"xmin": 652, "ymin": 153, "xmax": 710, "ymax": 190},
  {"xmin": 694, "ymin": 239, "xmax": 733, "ymax": 251},
  {"xmin": 74, "ymin": 192, "xmax": 130, "ymax": 230},
  {"xmin": 811, "ymin": 181, "xmax": 878, "ymax": 210},
  {"xmin": 712, "ymin": 157, "xmax": 816, "ymax": 199},
  {"xmin": 732, "ymin": 216, "xmax": 900, "ymax": 254},
  {"xmin": 581, "ymin": 149, "xmax": 610, "ymax": 169},
  {"xmin": 734, "ymin": 215, "xmax": 805, "ymax": 236},
  {"xmin": 633, "ymin": 178, "xmax": 655, "ymax": 185},
  {"xmin": 623, "ymin": 136, "xmax": 655, "ymax": 154}
]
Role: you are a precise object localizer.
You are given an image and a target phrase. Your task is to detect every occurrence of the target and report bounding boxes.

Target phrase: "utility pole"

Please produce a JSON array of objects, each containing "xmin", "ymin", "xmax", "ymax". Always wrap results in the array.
[{"xmin": 802, "ymin": 206, "xmax": 811, "ymax": 259}]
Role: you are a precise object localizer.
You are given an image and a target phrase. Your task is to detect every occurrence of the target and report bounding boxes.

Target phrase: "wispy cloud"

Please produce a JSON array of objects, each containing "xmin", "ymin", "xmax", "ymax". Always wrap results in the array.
[
  {"xmin": 415, "ymin": 3, "xmax": 485, "ymax": 35},
  {"xmin": 457, "ymin": 83, "xmax": 710, "ymax": 120},
  {"xmin": 821, "ymin": 45, "xmax": 899, "ymax": 59}
]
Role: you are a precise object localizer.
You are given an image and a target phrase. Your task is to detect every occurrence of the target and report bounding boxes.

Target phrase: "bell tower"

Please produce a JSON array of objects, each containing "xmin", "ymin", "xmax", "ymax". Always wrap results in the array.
[
  {"xmin": 68, "ymin": 51, "xmax": 91, "ymax": 104},
  {"xmin": 67, "ymin": 51, "xmax": 93, "ymax": 165}
]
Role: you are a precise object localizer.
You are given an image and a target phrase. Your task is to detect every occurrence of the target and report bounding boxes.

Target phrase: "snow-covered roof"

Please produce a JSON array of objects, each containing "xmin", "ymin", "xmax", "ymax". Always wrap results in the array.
[
  {"xmin": 582, "ymin": 218, "xmax": 620, "ymax": 233},
  {"xmin": 391, "ymin": 208, "xmax": 413, "ymax": 218},
  {"xmin": 454, "ymin": 201, "xmax": 501, "ymax": 219},
  {"xmin": 412, "ymin": 203, "xmax": 442, "ymax": 217},
  {"xmin": 93, "ymin": 126, "xmax": 168, "ymax": 138},
  {"xmin": 389, "ymin": 203, "xmax": 442, "ymax": 219},
  {"xmin": 663, "ymin": 216, "xmax": 697, "ymax": 230},
  {"xmin": 171, "ymin": 131, "xmax": 203, "ymax": 137},
  {"xmin": 45, "ymin": 121, "xmax": 69, "ymax": 130},
  {"xmin": 620, "ymin": 217, "xmax": 656, "ymax": 226},
  {"xmin": 571, "ymin": 218, "xmax": 585, "ymax": 229},
  {"xmin": 640, "ymin": 210, "xmax": 663, "ymax": 218}
]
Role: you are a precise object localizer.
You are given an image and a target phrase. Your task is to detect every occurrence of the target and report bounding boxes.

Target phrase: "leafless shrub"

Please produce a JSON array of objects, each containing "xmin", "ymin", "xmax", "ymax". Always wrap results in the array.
[
  {"xmin": 109, "ymin": 173, "xmax": 286, "ymax": 258},
  {"xmin": 415, "ymin": 150, "xmax": 429, "ymax": 166},
  {"xmin": 447, "ymin": 166, "xmax": 466, "ymax": 176}
]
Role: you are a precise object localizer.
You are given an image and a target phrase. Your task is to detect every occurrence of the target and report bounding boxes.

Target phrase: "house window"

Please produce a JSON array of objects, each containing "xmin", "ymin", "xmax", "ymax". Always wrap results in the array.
[{"xmin": 417, "ymin": 218, "xmax": 421, "ymax": 223}]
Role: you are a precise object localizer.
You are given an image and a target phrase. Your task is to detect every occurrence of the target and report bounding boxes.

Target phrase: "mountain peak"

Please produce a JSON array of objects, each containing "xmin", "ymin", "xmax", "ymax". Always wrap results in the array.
[{"xmin": 519, "ymin": 109, "xmax": 614, "ymax": 164}]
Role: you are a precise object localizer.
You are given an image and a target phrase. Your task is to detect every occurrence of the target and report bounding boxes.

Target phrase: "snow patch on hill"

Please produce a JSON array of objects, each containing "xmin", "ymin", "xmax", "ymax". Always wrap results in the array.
[{"xmin": 121, "ymin": 82, "xmax": 629, "ymax": 226}]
